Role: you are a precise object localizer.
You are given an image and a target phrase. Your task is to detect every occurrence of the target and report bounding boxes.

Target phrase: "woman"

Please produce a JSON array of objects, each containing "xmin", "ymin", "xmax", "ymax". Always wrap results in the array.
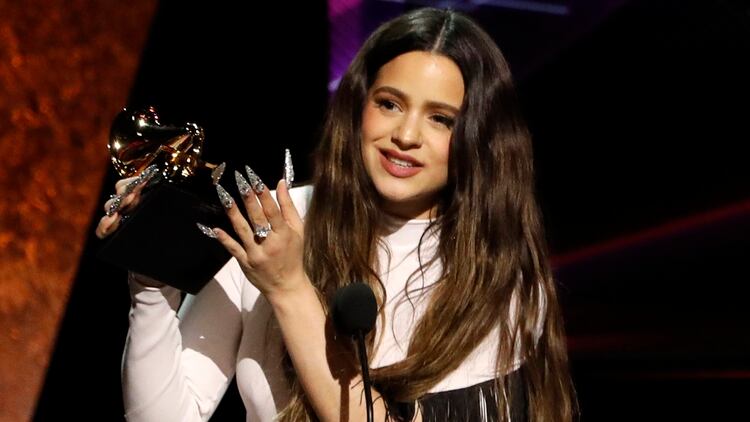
[{"xmin": 97, "ymin": 7, "xmax": 576, "ymax": 421}]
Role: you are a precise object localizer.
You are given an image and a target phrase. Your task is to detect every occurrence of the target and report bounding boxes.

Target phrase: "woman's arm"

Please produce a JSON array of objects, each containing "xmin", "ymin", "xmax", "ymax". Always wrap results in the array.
[
  {"xmin": 213, "ymin": 179, "xmax": 392, "ymax": 422},
  {"xmin": 96, "ymin": 170, "xmax": 245, "ymax": 421},
  {"xmin": 122, "ymin": 261, "xmax": 243, "ymax": 421},
  {"xmin": 268, "ymin": 277, "xmax": 390, "ymax": 422}
]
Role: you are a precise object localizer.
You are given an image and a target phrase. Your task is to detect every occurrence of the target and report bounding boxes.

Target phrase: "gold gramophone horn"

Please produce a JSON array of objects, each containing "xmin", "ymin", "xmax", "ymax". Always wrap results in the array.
[{"xmin": 108, "ymin": 106, "xmax": 218, "ymax": 181}]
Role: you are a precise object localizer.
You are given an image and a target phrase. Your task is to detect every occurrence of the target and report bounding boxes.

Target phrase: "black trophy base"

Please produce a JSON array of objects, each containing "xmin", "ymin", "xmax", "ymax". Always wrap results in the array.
[{"xmin": 98, "ymin": 181, "xmax": 235, "ymax": 294}]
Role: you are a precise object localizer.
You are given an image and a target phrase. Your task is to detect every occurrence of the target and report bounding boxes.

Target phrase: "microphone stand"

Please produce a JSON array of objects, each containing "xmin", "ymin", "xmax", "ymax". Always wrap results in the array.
[
  {"xmin": 332, "ymin": 282, "xmax": 378, "ymax": 422},
  {"xmin": 356, "ymin": 330, "xmax": 374, "ymax": 422}
]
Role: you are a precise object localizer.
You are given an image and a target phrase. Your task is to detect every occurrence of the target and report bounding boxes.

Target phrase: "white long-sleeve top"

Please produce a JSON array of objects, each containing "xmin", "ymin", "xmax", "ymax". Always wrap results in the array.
[{"xmin": 122, "ymin": 185, "xmax": 509, "ymax": 421}]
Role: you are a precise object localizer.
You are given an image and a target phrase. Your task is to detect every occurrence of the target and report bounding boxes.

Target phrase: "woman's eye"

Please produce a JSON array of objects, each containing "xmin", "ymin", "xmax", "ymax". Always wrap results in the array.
[
  {"xmin": 376, "ymin": 99, "xmax": 400, "ymax": 112},
  {"xmin": 431, "ymin": 114, "xmax": 455, "ymax": 129}
]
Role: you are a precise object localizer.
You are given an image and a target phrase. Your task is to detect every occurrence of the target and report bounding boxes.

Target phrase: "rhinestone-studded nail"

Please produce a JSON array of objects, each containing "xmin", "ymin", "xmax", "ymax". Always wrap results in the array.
[
  {"xmin": 283, "ymin": 148, "xmax": 294, "ymax": 188},
  {"xmin": 235, "ymin": 170, "xmax": 251, "ymax": 197},
  {"xmin": 106, "ymin": 195, "xmax": 123, "ymax": 217},
  {"xmin": 245, "ymin": 165, "xmax": 265, "ymax": 194},
  {"xmin": 138, "ymin": 163, "xmax": 159, "ymax": 183},
  {"xmin": 106, "ymin": 164, "xmax": 159, "ymax": 216},
  {"xmin": 129, "ymin": 164, "xmax": 158, "ymax": 193},
  {"xmin": 196, "ymin": 222, "xmax": 217, "ymax": 238},
  {"xmin": 211, "ymin": 162, "xmax": 226, "ymax": 185},
  {"xmin": 216, "ymin": 184, "xmax": 234, "ymax": 209}
]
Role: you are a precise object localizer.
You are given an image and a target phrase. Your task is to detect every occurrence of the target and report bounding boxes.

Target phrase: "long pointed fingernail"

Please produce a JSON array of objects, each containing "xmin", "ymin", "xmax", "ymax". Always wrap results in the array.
[
  {"xmin": 283, "ymin": 148, "xmax": 294, "ymax": 188},
  {"xmin": 120, "ymin": 164, "xmax": 159, "ymax": 199},
  {"xmin": 139, "ymin": 163, "xmax": 159, "ymax": 181},
  {"xmin": 107, "ymin": 164, "xmax": 159, "ymax": 217},
  {"xmin": 244, "ymin": 165, "xmax": 265, "ymax": 194},
  {"xmin": 196, "ymin": 222, "xmax": 217, "ymax": 238},
  {"xmin": 106, "ymin": 194, "xmax": 123, "ymax": 216},
  {"xmin": 133, "ymin": 164, "xmax": 159, "ymax": 189},
  {"xmin": 216, "ymin": 184, "xmax": 234, "ymax": 209},
  {"xmin": 234, "ymin": 170, "xmax": 251, "ymax": 197},
  {"xmin": 211, "ymin": 162, "xmax": 226, "ymax": 185}
]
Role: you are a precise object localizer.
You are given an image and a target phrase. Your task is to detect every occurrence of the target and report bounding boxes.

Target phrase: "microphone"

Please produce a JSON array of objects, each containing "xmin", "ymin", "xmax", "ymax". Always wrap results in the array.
[{"xmin": 332, "ymin": 282, "xmax": 378, "ymax": 422}]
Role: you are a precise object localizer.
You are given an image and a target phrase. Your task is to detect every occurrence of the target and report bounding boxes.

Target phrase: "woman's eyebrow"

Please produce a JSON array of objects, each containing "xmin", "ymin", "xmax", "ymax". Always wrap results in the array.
[{"xmin": 372, "ymin": 86, "xmax": 460, "ymax": 114}]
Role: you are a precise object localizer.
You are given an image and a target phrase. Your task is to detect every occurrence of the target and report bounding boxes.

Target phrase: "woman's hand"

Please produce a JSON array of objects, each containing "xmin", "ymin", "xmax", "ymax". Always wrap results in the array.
[
  {"xmin": 212, "ymin": 168, "xmax": 308, "ymax": 302},
  {"xmin": 95, "ymin": 165, "xmax": 157, "ymax": 239}
]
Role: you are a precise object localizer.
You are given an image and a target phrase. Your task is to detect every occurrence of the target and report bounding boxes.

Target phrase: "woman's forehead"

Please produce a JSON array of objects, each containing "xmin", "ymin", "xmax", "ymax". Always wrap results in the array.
[{"xmin": 372, "ymin": 51, "xmax": 464, "ymax": 108}]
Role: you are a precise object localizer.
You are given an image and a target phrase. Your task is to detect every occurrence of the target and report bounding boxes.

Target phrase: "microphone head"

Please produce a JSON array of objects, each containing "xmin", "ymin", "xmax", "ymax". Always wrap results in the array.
[{"xmin": 332, "ymin": 282, "xmax": 378, "ymax": 337}]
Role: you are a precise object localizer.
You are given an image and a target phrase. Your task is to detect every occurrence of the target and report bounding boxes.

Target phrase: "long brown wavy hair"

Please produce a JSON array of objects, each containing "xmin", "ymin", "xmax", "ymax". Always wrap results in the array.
[{"xmin": 279, "ymin": 7, "xmax": 576, "ymax": 421}]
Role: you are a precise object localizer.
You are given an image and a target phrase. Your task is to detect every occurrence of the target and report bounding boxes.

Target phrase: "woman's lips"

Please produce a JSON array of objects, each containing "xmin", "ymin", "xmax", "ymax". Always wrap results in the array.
[{"xmin": 378, "ymin": 149, "xmax": 423, "ymax": 178}]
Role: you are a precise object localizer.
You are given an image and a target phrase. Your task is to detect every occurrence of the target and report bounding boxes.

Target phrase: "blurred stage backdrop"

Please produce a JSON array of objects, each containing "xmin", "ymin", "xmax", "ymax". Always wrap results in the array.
[{"xmin": 0, "ymin": 0, "xmax": 746, "ymax": 420}]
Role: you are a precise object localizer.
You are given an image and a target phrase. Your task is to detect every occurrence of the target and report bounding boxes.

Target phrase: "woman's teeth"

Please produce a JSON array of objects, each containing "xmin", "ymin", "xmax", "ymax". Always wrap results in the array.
[{"xmin": 387, "ymin": 156, "xmax": 414, "ymax": 167}]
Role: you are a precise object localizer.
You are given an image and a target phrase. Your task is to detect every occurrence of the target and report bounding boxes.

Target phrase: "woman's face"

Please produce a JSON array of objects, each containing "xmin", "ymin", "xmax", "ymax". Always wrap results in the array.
[{"xmin": 361, "ymin": 51, "xmax": 464, "ymax": 220}]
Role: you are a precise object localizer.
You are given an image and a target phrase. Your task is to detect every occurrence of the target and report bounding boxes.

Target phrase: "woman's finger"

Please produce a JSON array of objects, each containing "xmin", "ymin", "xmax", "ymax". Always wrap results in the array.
[
  {"xmin": 95, "ymin": 213, "xmax": 121, "ymax": 239},
  {"xmin": 114, "ymin": 176, "xmax": 139, "ymax": 195},
  {"xmin": 103, "ymin": 192, "xmax": 138, "ymax": 215},
  {"xmin": 275, "ymin": 179, "xmax": 303, "ymax": 234},
  {"xmin": 255, "ymin": 182, "xmax": 286, "ymax": 234},
  {"xmin": 119, "ymin": 175, "xmax": 152, "ymax": 213},
  {"xmin": 212, "ymin": 227, "xmax": 249, "ymax": 269},
  {"xmin": 216, "ymin": 184, "xmax": 255, "ymax": 250},
  {"xmin": 107, "ymin": 165, "xmax": 159, "ymax": 216},
  {"xmin": 242, "ymin": 165, "xmax": 282, "ymax": 234},
  {"xmin": 234, "ymin": 169, "xmax": 271, "ymax": 238}
]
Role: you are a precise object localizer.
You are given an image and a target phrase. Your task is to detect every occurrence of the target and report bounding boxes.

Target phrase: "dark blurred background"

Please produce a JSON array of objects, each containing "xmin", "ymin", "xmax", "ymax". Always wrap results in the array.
[{"xmin": 0, "ymin": 0, "xmax": 745, "ymax": 420}]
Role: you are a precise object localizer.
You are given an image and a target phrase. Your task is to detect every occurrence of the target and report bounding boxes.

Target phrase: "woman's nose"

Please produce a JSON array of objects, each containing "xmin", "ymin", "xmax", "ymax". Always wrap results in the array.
[{"xmin": 392, "ymin": 113, "xmax": 422, "ymax": 149}]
